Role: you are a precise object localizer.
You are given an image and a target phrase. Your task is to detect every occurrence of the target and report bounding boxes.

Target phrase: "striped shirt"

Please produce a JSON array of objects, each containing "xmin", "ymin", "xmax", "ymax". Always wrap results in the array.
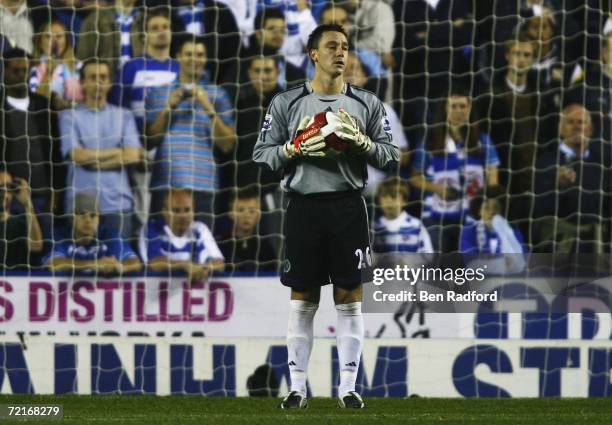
[
  {"xmin": 177, "ymin": 0, "xmax": 205, "ymax": 34},
  {"xmin": 145, "ymin": 79, "xmax": 234, "ymax": 191},
  {"xmin": 413, "ymin": 134, "xmax": 500, "ymax": 220},
  {"xmin": 139, "ymin": 217, "xmax": 224, "ymax": 264},
  {"xmin": 373, "ymin": 211, "xmax": 433, "ymax": 254}
]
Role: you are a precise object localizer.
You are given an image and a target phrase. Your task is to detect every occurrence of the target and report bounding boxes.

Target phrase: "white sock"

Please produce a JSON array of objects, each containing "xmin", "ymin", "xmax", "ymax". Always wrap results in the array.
[
  {"xmin": 336, "ymin": 302, "xmax": 363, "ymax": 397},
  {"xmin": 287, "ymin": 300, "xmax": 318, "ymax": 394}
]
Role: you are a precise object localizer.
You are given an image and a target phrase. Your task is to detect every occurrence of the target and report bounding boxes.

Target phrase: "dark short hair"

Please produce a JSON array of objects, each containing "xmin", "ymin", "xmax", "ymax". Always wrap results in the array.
[
  {"xmin": 306, "ymin": 24, "xmax": 349, "ymax": 59},
  {"xmin": 232, "ymin": 186, "xmax": 260, "ymax": 205},
  {"xmin": 247, "ymin": 54, "xmax": 281, "ymax": 69},
  {"xmin": 79, "ymin": 58, "xmax": 111, "ymax": 81},
  {"xmin": 254, "ymin": 7, "xmax": 285, "ymax": 31},
  {"xmin": 174, "ymin": 34, "xmax": 207, "ymax": 57},
  {"xmin": 164, "ymin": 188, "xmax": 194, "ymax": 208},
  {"xmin": 143, "ymin": 6, "xmax": 171, "ymax": 32},
  {"xmin": 505, "ymin": 30, "xmax": 534, "ymax": 52},
  {"xmin": 2, "ymin": 47, "xmax": 30, "ymax": 62}
]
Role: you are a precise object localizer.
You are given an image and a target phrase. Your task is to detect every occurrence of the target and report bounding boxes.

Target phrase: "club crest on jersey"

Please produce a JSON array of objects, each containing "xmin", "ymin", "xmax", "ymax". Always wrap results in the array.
[
  {"xmin": 382, "ymin": 115, "xmax": 392, "ymax": 134},
  {"xmin": 261, "ymin": 114, "xmax": 273, "ymax": 132}
]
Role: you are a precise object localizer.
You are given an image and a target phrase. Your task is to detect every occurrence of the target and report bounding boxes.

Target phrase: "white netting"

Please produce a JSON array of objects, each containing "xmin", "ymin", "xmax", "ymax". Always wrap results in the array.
[{"xmin": 0, "ymin": 0, "xmax": 611, "ymax": 397}]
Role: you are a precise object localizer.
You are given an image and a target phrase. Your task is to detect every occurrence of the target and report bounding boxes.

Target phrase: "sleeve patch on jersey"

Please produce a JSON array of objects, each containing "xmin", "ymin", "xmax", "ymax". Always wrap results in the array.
[
  {"xmin": 382, "ymin": 115, "xmax": 392, "ymax": 134},
  {"xmin": 261, "ymin": 114, "xmax": 273, "ymax": 132}
]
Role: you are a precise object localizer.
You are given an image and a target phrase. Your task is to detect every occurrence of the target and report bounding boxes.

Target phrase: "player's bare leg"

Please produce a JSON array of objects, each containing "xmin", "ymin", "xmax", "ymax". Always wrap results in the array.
[
  {"xmin": 280, "ymin": 288, "xmax": 321, "ymax": 409},
  {"xmin": 334, "ymin": 285, "xmax": 365, "ymax": 408}
]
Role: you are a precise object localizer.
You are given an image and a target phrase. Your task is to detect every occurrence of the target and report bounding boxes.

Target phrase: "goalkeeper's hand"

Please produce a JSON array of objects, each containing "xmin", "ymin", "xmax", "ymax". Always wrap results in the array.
[
  {"xmin": 335, "ymin": 108, "xmax": 373, "ymax": 154},
  {"xmin": 283, "ymin": 116, "xmax": 327, "ymax": 159}
]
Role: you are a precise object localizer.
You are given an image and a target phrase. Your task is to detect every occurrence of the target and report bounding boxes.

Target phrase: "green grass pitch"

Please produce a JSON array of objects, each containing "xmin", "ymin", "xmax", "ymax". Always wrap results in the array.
[{"xmin": 0, "ymin": 396, "xmax": 609, "ymax": 424}]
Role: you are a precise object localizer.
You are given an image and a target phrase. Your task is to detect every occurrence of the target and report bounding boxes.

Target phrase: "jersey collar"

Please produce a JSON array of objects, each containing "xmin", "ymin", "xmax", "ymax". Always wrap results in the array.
[{"xmin": 305, "ymin": 80, "xmax": 348, "ymax": 95}]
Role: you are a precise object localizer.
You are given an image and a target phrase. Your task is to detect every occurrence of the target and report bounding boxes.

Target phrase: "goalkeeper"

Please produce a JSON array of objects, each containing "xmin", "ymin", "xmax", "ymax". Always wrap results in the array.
[{"xmin": 253, "ymin": 24, "xmax": 399, "ymax": 409}]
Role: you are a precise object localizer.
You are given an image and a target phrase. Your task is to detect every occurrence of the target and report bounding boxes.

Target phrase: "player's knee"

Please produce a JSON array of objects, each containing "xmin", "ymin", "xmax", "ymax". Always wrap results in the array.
[
  {"xmin": 291, "ymin": 288, "xmax": 321, "ymax": 303},
  {"xmin": 333, "ymin": 286, "xmax": 362, "ymax": 305}
]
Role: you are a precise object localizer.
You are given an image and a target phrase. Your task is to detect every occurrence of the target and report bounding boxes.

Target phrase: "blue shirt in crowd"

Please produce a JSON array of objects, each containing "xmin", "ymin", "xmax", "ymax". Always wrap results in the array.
[
  {"xmin": 145, "ymin": 78, "xmax": 234, "ymax": 191},
  {"xmin": 59, "ymin": 103, "xmax": 141, "ymax": 214}
]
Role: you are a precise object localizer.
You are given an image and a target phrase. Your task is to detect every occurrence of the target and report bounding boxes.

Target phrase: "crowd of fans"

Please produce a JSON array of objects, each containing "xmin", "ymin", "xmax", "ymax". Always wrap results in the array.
[{"xmin": 0, "ymin": 0, "xmax": 611, "ymax": 276}]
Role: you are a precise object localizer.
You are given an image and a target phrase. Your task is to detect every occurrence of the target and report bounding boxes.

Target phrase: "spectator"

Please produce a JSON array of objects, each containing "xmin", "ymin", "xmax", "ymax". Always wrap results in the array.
[
  {"xmin": 409, "ymin": 88, "xmax": 500, "ymax": 253},
  {"xmin": 0, "ymin": 0, "xmax": 34, "ymax": 54},
  {"xmin": 254, "ymin": 0, "xmax": 317, "ymax": 69},
  {"xmin": 221, "ymin": 54, "xmax": 283, "ymax": 251},
  {"xmin": 172, "ymin": 0, "xmax": 241, "ymax": 83},
  {"xmin": 110, "ymin": 6, "xmax": 179, "ymax": 230},
  {"xmin": 524, "ymin": 7, "xmax": 581, "ymax": 87},
  {"xmin": 229, "ymin": 55, "xmax": 282, "ymax": 193},
  {"xmin": 351, "ymin": 0, "xmax": 396, "ymax": 70},
  {"xmin": 579, "ymin": 33, "xmax": 612, "ymax": 141},
  {"xmin": 30, "ymin": 20, "xmax": 83, "ymax": 110},
  {"xmin": 59, "ymin": 59, "xmax": 144, "ymax": 239},
  {"xmin": 77, "ymin": 0, "xmax": 145, "ymax": 72},
  {"xmin": 29, "ymin": 1, "xmax": 104, "ymax": 48},
  {"xmin": 216, "ymin": 0, "xmax": 256, "ymax": 46},
  {"xmin": 0, "ymin": 171, "xmax": 43, "ymax": 270},
  {"xmin": 316, "ymin": 2, "xmax": 387, "ymax": 98},
  {"xmin": 145, "ymin": 36, "xmax": 236, "ymax": 229},
  {"xmin": 0, "ymin": 47, "xmax": 64, "ymax": 240},
  {"xmin": 533, "ymin": 103, "xmax": 611, "ymax": 253},
  {"xmin": 45, "ymin": 192, "xmax": 142, "ymax": 274},
  {"xmin": 140, "ymin": 188, "xmax": 225, "ymax": 283},
  {"xmin": 226, "ymin": 7, "xmax": 305, "ymax": 88},
  {"xmin": 392, "ymin": 0, "xmax": 474, "ymax": 147},
  {"xmin": 216, "ymin": 187, "xmax": 278, "ymax": 274},
  {"xmin": 373, "ymin": 177, "xmax": 433, "ymax": 255},
  {"xmin": 342, "ymin": 51, "xmax": 407, "ymax": 195},
  {"xmin": 476, "ymin": 31, "xmax": 556, "ymax": 241},
  {"xmin": 461, "ymin": 188, "xmax": 526, "ymax": 275},
  {"xmin": 111, "ymin": 6, "xmax": 179, "ymax": 130}
]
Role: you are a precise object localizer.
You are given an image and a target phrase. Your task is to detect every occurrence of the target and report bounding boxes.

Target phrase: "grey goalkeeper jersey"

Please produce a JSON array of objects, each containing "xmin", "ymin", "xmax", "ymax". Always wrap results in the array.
[{"xmin": 252, "ymin": 81, "xmax": 399, "ymax": 195}]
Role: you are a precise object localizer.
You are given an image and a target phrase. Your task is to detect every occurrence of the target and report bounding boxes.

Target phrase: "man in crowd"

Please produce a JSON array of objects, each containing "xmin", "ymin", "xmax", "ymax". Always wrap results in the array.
[
  {"xmin": 0, "ymin": 171, "xmax": 43, "ymax": 270},
  {"xmin": 145, "ymin": 35, "xmax": 236, "ymax": 230},
  {"xmin": 60, "ymin": 59, "xmax": 144, "ymax": 239},
  {"xmin": 226, "ymin": 7, "xmax": 305, "ymax": 88},
  {"xmin": 140, "ymin": 188, "xmax": 225, "ymax": 284},
  {"xmin": 45, "ymin": 192, "xmax": 141, "ymax": 274},
  {"xmin": 216, "ymin": 187, "xmax": 278, "ymax": 274},
  {"xmin": 0, "ymin": 48, "xmax": 64, "ymax": 239},
  {"xmin": 534, "ymin": 103, "xmax": 611, "ymax": 254}
]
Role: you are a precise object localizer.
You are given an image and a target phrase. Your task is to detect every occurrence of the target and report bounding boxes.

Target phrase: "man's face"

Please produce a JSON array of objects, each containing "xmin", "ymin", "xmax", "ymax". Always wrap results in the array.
[
  {"xmin": 310, "ymin": 31, "xmax": 349, "ymax": 78},
  {"xmin": 231, "ymin": 198, "xmax": 261, "ymax": 235},
  {"xmin": 164, "ymin": 191, "xmax": 194, "ymax": 236},
  {"xmin": 320, "ymin": 7, "xmax": 352, "ymax": 37},
  {"xmin": 257, "ymin": 18, "xmax": 286, "ymax": 50},
  {"xmin": 506, "ymin": 42, "xmax": 534, "ymax": 74},
  {"xmin": 3, "ymin": 58, "xmax": 29, "ymax": 94},
  {"xmin": 146, "ymin": 15, "xmax": 171, "ymax": 49},
  {"xmin": 0, "ymin": 173, "xmax": 14, "ymax": 214},
  {"xmin": 177, "ymin": 41, "xmax": 207, "ymax": 80},
  {"xmin": 74, "ymin": 211, "xmax": 99, "ymax": 240},
  {"xmin": 344, "ymin": 53, "xmax": 367, "ymax": 87},
  {"xmin": 446, "ymin": 96, "xmax": 471, "ymax": 127},
  {"xmin": 248, "ymin": 57, "xmax": 279, "ymax": 94},
  {"xmin": 82, "ymin": 63, "xmax": 111, "ymax": 102},
  {"xmin": 560, "ymin": 105, "xmax": 592, "ymax": 149}
]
